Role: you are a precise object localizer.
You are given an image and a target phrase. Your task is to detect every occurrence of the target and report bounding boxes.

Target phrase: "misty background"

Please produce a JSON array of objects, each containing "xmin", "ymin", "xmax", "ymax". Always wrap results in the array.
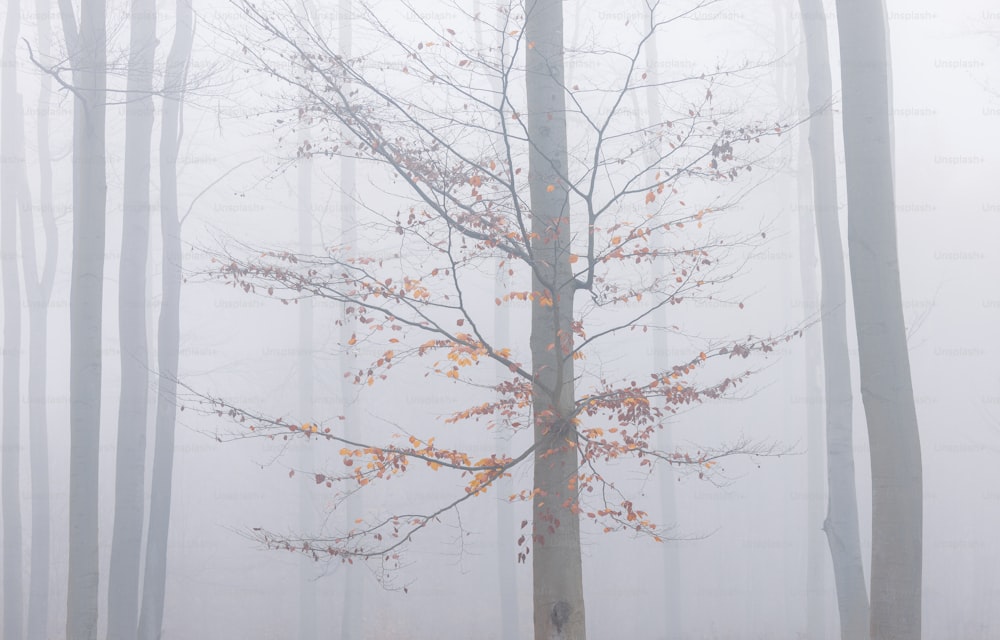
[{"xmin": 0, "ymin": 0, "xmax": 997, "ymax": 638}]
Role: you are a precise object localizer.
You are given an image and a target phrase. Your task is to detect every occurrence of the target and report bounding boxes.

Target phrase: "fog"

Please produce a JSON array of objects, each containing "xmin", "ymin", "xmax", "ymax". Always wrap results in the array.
[{"xmin": 0, "ymin": 0, "xmax": 996, "ymax": 638}]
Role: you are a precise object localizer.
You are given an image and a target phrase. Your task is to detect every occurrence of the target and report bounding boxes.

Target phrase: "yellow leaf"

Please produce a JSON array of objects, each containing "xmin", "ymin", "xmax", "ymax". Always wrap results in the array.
[
  {"xmin": 546, "ymin": 184, "xmax": 555, "ymax": 192},
  {"xmin": 568, "ymin": 253, "xmax": 578, "ymax": 264},
  {"xmin": 347, "ymin": 334, "xmax": 357, "ymax": 346}
]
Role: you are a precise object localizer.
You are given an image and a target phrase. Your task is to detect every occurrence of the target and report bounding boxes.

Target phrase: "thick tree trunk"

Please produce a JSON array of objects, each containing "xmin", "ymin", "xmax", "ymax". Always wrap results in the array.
[
  {"xmin": 2, "ymin": 0, "xmax": 25, "ymax": 635},
  {"xmin": 525, "ymin": 1, "xmax": 585, "ymax": 638},
  {"xmin": 107, "ymin": 2, "xmax": 157, "ymax": 637},
  {"xmin": 798, "ymin": 1, "xmax": 871, "ymax": 638},
  {"xmin": 61, "ymin": 0, "xmax": 108, "ymax": 636},
  {"xmin": 20, "ymin": 6, "xmax": 59, "ymax": 638},
  {"xmin": 833, "ymin": 1, "xmax": 923, "ymax": 638},
  {"xmin": 137, "ymin": 2, "xmax": 193, "ymax": 637}
]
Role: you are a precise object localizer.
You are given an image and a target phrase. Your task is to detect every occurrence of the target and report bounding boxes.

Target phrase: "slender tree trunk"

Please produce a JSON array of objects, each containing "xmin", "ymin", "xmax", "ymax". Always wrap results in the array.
[
  {"xmin": 1, "ymin": 0, "xmax": 25, "ymax": 635},
  {"xmin": 798, "ymin": 1, "xmax": 871, "ymax": 638},
  {"xmin": 297, "ymin": 36, "xmax": 317, "ymax": 640},
  {"xmin": 60, "ymin": 0, "xmax": 108, "ymax": 635},
  {"xmin": 640, "ymin": 18, "xmax": 681, "ymax": 639},
  {"xmin": 494, "ymin": 265, "xmax": 519, "ymax": 640},
  {"xmin": 472, "ymin": 2, "xmax": 519, "ymax": 636},
  {"xmin": 20, "ymin": 6, "xmax": 59, "ymax": 638},
  {"xmin": 525, "ymin": 1, "xmax": 585, "ymax": 638},
  {"xmin": 338, "ymin": 4, "xmax": 365, "ymax": 638},
  {"xmin": 137, "ymin": 2, "xmax": 193, "ymax": 637},
  {"xmin": 795, "ymin": 63, "xmax": 829, "ymax": 640},
  {"xmin": 834, "ymin": 2, "xmax": 922, "ymax": 638},
  {"xmin": 107, "ymin": 2, "xmax": 157, "ymax": 637}
]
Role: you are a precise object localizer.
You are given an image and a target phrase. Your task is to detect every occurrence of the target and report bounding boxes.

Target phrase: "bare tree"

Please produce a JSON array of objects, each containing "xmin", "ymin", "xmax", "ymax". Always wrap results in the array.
[
  {"xmin": 834, "ymin": 0, "xmax": 923, "ymax": 637},
  {"xmin": 138, "ymin": 1, "xmax": 195, "ymax": 637},
  {"xmin": 107, "ymin": 1, "xmax": 158, "ymax": 637},
  {"xmin": 200, "ymin": 3, "xmax": 791, "ymax": 638},
  {"xmin": 21, "ymin": 2, "xmax": 61, "ymax": 638},
  {"xmin": 58, "ymin": 0, "xmax": 109, "ymax": 634},
  {"xmin": 797, "ymin": 0, "xmax": 870, "ymax": 637},
  {"xmin": 2, "ymin": 0, "xmax": 25, "ymax": 634}
]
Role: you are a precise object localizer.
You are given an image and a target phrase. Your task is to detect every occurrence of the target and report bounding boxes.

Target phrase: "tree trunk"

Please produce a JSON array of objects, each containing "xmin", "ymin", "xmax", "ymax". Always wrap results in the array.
[
  {"xmin": 296, "ymin": 35, "xmax": 317, "ymax": 640},
  {"xmin": 107, "ymin": 1, "xmax": 157, "ymax": 637},
  {"xmin": 640, "ymin": 17, "xmax": 681, "ymax": 638},
  {"xmin": 795, "ymin": 60, "xmax": 829, "ymax": 640},
  {"xmin": 833, "ymin": 1, "xmax": 923, "ymax": 638},
  {"xmin": 336, "ymin": 3, "xmax": 364, "ymax": 638},
  {"xmin": 20, "ymin": 5, "xmax": 59, "ymax": 638},
  {"xmin": 525, "ymin": 1, "xmax": 585, "ymax": 638},
  {"xmin": 798, "ymin": 1, "xmax": 871, "ymax": 638},
  {"xmin": 61, "ymin": 0, "xmax": 108, "ymax": 635},
  {"xmin": 472, "ymin": 2, "xmax": 520, "ymax": 636},
  {"xmin": 137, "ymin": 2, "xmax": 193, "ymax": 637},
  {"xmin": 2, "ymin": 0, "xmax": 25, "ymax": 635}
]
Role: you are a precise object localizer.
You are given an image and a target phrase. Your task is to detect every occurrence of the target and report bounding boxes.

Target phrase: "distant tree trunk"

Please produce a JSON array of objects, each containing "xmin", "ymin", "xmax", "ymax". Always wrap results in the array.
[
  {"xmin": 525, "ymin": 1, "xmax": 586, "ymax": 638},
  {"xmin": 297, "ymin": 25, "xmax": 317, "ymax": 639},
  {"xmin": 60, "ymin": 0, "xmax": 108, "ymax": 635},
  {"xmin": 641, "ymin": 18, "xmax": 681, "ymax": 639},
  {"xmin": 473, "ymin": 2, "xmax": 520, "ymax": 636},
  {"xmin": 107, "ymin": 1, "xmax": 157, "ymax": 637},
  {"xmin": 22, "ymin": 4, "xmax": 59, "ymax": 638},
  {"xmin": 834, "ymin": 1, "xmax": 923, "ymax": 638},
  {"xmin": 795, "ymin": 58, "xmax": 828, "ymax": 640},
  {"xmin": 338, "ymin": 4, "xmax": 365, "ymax": 638},
  {"xmin": 138, "ymin": 1, "xmax": 194, "ymax": 637},
  {"xmin": 797, "ymin": 1, "xmax": 871, "ymax": 638},
  {"xmin": 2, "ymin": 0, "xmax": 25, "ymax": 635}
]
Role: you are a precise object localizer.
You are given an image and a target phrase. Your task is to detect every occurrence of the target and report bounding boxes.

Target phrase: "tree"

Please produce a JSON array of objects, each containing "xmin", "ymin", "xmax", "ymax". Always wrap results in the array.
[
  {"xmin": 204, "ymin": 3, "xmax": 789, "ymax": 638},
  {"xmin": 797, "ymin": 0, "xmax": 870, "ymax": 637},
  {"xmin": 21, "ymin": 2, "xmax": 61, "ymax": 637},
  {"xmin": 2, "ymin": 0, "xmax": 26, "ymax": 635},
  {"xmin": 59, "ymin": 0, "xmax": 108, "ymax": 635},
  {"xmin": 834, "ymin": 0, "xmax": 923, "ymax": 638},
  {"xmin": 107, "ymin": 0, "xmax": 158, "ymax": 636},
  {"xmin": 138, "ymin": 1, "xmax": 195, "ymax": 637},
  {"xmin": 333, "ymin": 2, "xmax": 365, "ymax": 637}
]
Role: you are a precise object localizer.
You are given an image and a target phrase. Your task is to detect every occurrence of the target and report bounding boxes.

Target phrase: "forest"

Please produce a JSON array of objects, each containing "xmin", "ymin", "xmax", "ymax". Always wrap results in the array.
[{"xmin": 0, "ymin": 0, "xmax": 995, "ymax": 638}]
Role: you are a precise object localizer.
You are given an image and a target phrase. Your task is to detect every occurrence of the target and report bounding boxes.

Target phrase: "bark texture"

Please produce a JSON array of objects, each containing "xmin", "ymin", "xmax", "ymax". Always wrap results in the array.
[{"xmin": 526, "ymin": 1, "xmax": 586, "ymax": 638}]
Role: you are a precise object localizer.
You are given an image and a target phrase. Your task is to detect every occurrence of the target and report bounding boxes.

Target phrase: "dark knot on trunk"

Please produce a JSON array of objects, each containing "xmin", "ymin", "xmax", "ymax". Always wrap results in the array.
[{"xmin": 550, "ymin": 600, "xmax": 572, "ymax": 633}]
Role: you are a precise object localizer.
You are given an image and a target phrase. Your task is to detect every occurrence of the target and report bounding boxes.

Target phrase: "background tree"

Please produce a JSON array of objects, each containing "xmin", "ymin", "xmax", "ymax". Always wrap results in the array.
[
  {"xmin": 138, "ymin": 1, "xmax": 195, "ymax": 638},
  {"xmin": 21, "ymin": 2, "xmax": 61, "ymax": 637},
  {"xmin": 797, "ymin": 0, "xmax": 869, "ymax": 637},
  {"xmin": 198, "ymin": 2, "xmax": 790, "ymax": 638},
  {"xmin": 58, "ymin": 0, "xmax": 108, "ymax": 635},
  {"xmin": 834, "ymin": 0, "xmax": 923, "ymax": 638},
  {"xmin": 2, "ymin": 0, "xmax": 26, "ymax": 634},
  {"xmin": 107, "ymin": 0, "xmax": 158, "ymax": 636}
]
